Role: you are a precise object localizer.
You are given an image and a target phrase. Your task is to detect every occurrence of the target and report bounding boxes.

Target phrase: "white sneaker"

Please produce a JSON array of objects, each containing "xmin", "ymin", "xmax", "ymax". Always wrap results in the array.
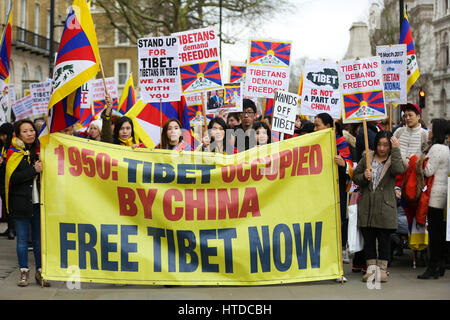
[{"xmin": 336, "ymin": 276, "xmax": 348, "ymax": 283}]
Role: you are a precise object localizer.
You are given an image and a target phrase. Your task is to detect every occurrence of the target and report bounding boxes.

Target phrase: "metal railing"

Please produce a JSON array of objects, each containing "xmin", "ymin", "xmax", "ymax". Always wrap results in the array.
[{"xmin": 1, "ymin": 24, "xmax": 59, "ymax": 56}]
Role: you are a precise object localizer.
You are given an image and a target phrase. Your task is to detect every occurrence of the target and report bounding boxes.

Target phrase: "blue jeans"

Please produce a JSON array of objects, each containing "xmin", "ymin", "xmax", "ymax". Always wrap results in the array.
[{"xmin": 13, "ymin": 204, "xmax": 41, "ymax": 269}]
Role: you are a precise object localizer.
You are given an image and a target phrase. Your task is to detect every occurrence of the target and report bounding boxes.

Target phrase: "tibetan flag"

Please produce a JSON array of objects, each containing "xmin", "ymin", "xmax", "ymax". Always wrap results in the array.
[
  {"xmin": 399, "ymin": 13, "xmax": 420, "ymax": 92},
  {"xmin": 126, "ymin": 97, "xmax": 192, "ymax": 149},
  {"xmin": 343, "ymin": 90, "xmax": 385, "ymax": 120},
  {"xmin": 249, "ymin": 40, "xmax": 291, "ymax": 67},
  {"xmin": 41, "ymin": 0, "xmax": 100, "ymax": 144},
  {"xmin": 79, "ymin": 105, "xmax": 94, "ymax": 127},
  {"xmin": 180, "ymin": 61, "xmax": 222, "ymax": 93},
  {"xmin": 0, "ymin": 7, "xmax": 12, "ymax": 83},
  {"xmin": 117, "ymin": 73, "xmax": 135, "ymax": 115},
  {"xmin": 297, "ymin": 72, "xmax": 303, "ymax": 96},
  {"xmin": 265, "ymin": 98, "xmax": 274, "ymax": 116},
  {"xmin": 229, "ymin": 64, "xmax": 246, "ymax": 83}
]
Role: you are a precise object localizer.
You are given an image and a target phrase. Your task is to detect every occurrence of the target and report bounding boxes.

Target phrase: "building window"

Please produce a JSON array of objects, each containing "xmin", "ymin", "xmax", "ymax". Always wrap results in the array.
[
  {"xmin": 114, "ymin": 60, "xmax": 130, "ymax": 87},
  {"xmin": 115, "ymin": 27, "xmax": 130, "ymax": 45},
  {"xmin": 35, "ymin": 66, "xmax": 42, "ymax": 82}
]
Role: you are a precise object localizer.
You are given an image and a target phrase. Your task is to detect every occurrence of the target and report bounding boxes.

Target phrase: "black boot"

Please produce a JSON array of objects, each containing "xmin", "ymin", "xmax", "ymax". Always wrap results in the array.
[
  {"xmin": 439, "ymin": 265, "xmax": 446, "ymax": 277},
  {"xmin": 7, "ymin": 228, "xmax": 15, "ymax": 240},
  {"xmin": 417, "ymin": 266, "xmax": 439, "ymax": 280}
]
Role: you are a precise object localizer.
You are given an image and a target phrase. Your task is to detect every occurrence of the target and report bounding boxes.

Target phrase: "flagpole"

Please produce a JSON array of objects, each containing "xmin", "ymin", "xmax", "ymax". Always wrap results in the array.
[
  {"xmin": 159, "ymin": 98, "xmax": 163, "ymax": 133},
  {"xmin": 261, "ymin": 99, "xmax": 266, "ymax": 120}
]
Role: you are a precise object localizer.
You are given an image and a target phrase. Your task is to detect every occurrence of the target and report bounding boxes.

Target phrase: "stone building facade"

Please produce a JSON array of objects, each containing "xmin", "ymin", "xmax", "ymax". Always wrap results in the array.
[
  {"xmin": 369, "ymin": 0, "xmax": 449, "ymax": 124},
  {"xmin": 0, "ymin": 0, "xmax": 138, "ymax": 102},
  {"xmin": 432, "ymin": 0, "xmax": 450, "ymax": 118}
]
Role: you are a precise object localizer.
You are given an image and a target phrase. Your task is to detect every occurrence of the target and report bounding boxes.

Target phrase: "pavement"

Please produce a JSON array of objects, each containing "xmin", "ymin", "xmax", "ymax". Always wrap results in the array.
[{"xmin": 0, "ymin": 222, "xmax": 449, "ymax": 300}]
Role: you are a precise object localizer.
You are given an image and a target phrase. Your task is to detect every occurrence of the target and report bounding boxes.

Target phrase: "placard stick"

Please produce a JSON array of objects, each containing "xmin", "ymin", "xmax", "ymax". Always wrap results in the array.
[
  {"xmin": 262, "ymin": 98, "xmax": 266, "ymax": 120},
  {"xmin": 389, "ymin": 101, "xmax": 393, "ymax": 131},
  {"xmin": 363, "ymin": 119, "xmax": 371, "ymax": 175},
  {"xmin": 98, "ymin": 54, "xmax": 110, "ymax": 98},
  {"xmin": 201, "ymin": 92, "xmax": 210, "ymax": 152},
  {"xmin": 159, "ymin": 98, "xmax": 163, "ymax": 133}
]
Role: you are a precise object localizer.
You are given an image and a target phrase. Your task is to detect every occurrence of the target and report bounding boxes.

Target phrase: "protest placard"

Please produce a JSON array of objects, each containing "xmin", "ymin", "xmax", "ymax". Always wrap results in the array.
[
  {"xmin": 174, "ymin": 28, "xmax": 223, "ymax": 94},
  {"xmin": 90, "ymin": 77, "xmax": 118, "ymax": 102},
  {"xmin": 248, "ymin": 39, "xmax": 292, "ymax": 68},
  {"xmin": 272, "ymin": 91, "xmax": 299, "ymax": 135},
  {"xmin": 339, "ymin": 56, "xmax": 387, "ymax": 123},
  {"xmin": 229, "ymin": 61, "xmax": 246, "ymax": 83},
  {"xmin": 80, "ymin": 81, "xmax": 91, "ymax": 109},
  {"xmin": 30, "ymin": 80, "xmax": 52, "ymax": 115},
  {"xmin": 0, "ymin": 82, "xmax": 9, "ymax": 123},
  {"xmin": 376, "ymin": 44, "xmax": 407, "ymax": 104},
  {"xmin": 138, "ymin": 36, "xmax": 181, "ymax": 103},
  {"xmin": 301, "ymin": 60, "xmax": 341, "ymax": 119},
  {"xmin": 223, "ymin": 83, "xmax": 243, "ymax": 113},
  {"xmin": 205, "ymin": 88, "xmax": 224, "ymax": 114},
  {"xmin": 244, "ymin": 65, "xmax": 290, "ymax": 98},
  {"xmin": 12, "ymin": 94, "xmax": 33, "ymax": 120}
]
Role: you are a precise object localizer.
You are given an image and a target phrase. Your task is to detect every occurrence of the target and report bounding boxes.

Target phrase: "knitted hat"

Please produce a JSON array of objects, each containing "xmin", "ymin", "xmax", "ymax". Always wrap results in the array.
[{"xmin": 89, "ymin": 119, "xmax": 102, "ymax": 131}]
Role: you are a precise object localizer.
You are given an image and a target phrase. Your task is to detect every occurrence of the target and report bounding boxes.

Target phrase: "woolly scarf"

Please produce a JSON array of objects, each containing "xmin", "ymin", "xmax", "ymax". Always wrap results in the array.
[{"xmin": 5, "ymin": 137, "xmax": 31, "ymax": 214}]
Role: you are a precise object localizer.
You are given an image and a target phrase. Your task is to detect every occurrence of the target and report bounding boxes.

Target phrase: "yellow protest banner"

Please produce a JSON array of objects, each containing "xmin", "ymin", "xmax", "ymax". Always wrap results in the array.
[{"xmin": 41, "ymin": 128, "xmax": 343, "ymax": 285}]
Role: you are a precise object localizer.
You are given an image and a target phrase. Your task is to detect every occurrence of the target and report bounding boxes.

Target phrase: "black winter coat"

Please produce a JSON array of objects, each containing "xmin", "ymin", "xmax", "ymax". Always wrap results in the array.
[{"xmin": 8, "ymin": 151, "xmax": 40, "ymax": 218}]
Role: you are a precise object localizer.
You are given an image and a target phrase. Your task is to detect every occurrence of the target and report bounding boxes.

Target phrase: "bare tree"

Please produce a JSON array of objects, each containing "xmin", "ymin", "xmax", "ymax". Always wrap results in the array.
[{"xmin": 95, "ymin": 0, "xmax": 293, "ymax": 44}]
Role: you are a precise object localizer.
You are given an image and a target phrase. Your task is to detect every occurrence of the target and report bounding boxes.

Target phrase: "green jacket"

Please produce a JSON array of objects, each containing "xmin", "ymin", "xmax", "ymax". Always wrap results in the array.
[{"xmin": 353, "ymin": 147, "xmax": 405, "ymax": 230}]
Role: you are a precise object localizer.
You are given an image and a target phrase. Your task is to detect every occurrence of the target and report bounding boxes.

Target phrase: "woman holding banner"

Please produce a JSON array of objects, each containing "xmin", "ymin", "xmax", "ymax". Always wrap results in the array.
[
  {"xmin": 199, "ymin": 117, "xmax": 232, "ymax": 154},
  {"xmin": 112, "ymin": 116, "xmax": 144, "ymax": 149},
  {"xmin": 353, "ymin": 131, "xmax": 404, "ymax": 283},
  {"xmin": 417, "ymin": 118, "xmax": 450, "ymax": 279},
  {"xmin": 314, "ymin": 113, "xmax": 353, "ymax": 264},
  {"xmin": 159, "ymin": 118, "xmax": 189, "ymax": 150},
  {"xmin": 6, "ymin": 120, "xmax": 50, "ymax": 287},
  {"xmin": 253, "ymin": 121, "xmax": 272, "ymax": 146}
]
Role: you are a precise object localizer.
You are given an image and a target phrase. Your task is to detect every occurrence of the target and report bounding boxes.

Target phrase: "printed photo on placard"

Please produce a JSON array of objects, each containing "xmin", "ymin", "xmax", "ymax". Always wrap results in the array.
[{"xmin": 205, "ymin": 88, "xmax": 224, "ymax": 113}]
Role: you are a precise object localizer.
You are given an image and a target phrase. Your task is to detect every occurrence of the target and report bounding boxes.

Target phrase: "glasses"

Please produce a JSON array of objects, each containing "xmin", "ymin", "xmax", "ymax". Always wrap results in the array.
[{"xmin": 242, "ymin": 111, "xmax": 255, "ymax": 116}]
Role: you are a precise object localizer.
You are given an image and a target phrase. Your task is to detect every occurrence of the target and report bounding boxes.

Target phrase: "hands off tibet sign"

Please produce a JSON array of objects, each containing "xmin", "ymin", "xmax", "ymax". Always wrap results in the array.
[
  {"xmin": 174, "ymin": 28, "xmax": 223, "ymax": 94},
  {"xmin": 376, "ymin": 44, "xmax": 407, "ymax": 104},
  {"xmin": 138, "ymin": 36, "xmax": 181, "ymax": 102},
  {"xmin": 339, "ymin": 56, "xmax": 387, "ymax": 123},
  {"xmin": 301, "ymin": 60, "xmax": 341, "ymax": 119},
  {"xmin": 272, "ymin": 91, "xmax": 299, "ymax": 135}
]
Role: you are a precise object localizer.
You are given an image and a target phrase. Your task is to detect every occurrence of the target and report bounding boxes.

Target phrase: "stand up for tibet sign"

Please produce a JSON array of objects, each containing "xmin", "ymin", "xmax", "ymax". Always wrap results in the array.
[
  {"xmin": 301, "ymin": 60, "xmax": 341, "ymax": 119},
  {"xmin": 339, "ymin": 57, "xmax": 387, "ymax": 123},
  {"xmin": 376, "ymin": 44, "xmax": 407, "ymax": 104},
  {"xmin": 138, "ymin": 36, "xmax": 181, "ymax": 103},
  {"xmin": 30, "ymin": 80, "xmax": 52, "ymax": 115},
  {"xmin": 174, "ymin": 28, "xmax": 223, "ymax": 94},
  {"xmin": 244, "ymin": 39, "xmax": 292, "ymax": 98},
  {"xmin": 272, "ymin": 91, "xmax": 299, "ymax": 135}
]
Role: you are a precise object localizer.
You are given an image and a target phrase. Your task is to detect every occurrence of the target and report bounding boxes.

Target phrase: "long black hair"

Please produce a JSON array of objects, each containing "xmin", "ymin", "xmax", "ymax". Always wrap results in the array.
[
  {"xmin": 113, "ymin": 116, "xmax": 136, "ymax": 145},
  {"xmin": 253, "ymin": 121, "xmax": 272, "ymax": 144},
  {"xmin": 207, "ymin": 117, "xmax": 229, "ymax": 153},
  {"xmin": 430, "ymin": 118, "xmax": 448, "ymax": 145},
  {"xmin": 0, "ymin": 122, "xmax": 14, "ymax": 152},
  {"xmin": 373, "ymin": 130, "xmax": 393, "ymax": 156}
]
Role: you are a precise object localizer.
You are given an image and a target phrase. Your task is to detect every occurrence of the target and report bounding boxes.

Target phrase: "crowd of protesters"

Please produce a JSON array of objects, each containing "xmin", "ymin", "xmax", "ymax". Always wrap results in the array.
[{"xmin": 0, "ymin": 94, "xmax": 448, "ymax": 287}]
